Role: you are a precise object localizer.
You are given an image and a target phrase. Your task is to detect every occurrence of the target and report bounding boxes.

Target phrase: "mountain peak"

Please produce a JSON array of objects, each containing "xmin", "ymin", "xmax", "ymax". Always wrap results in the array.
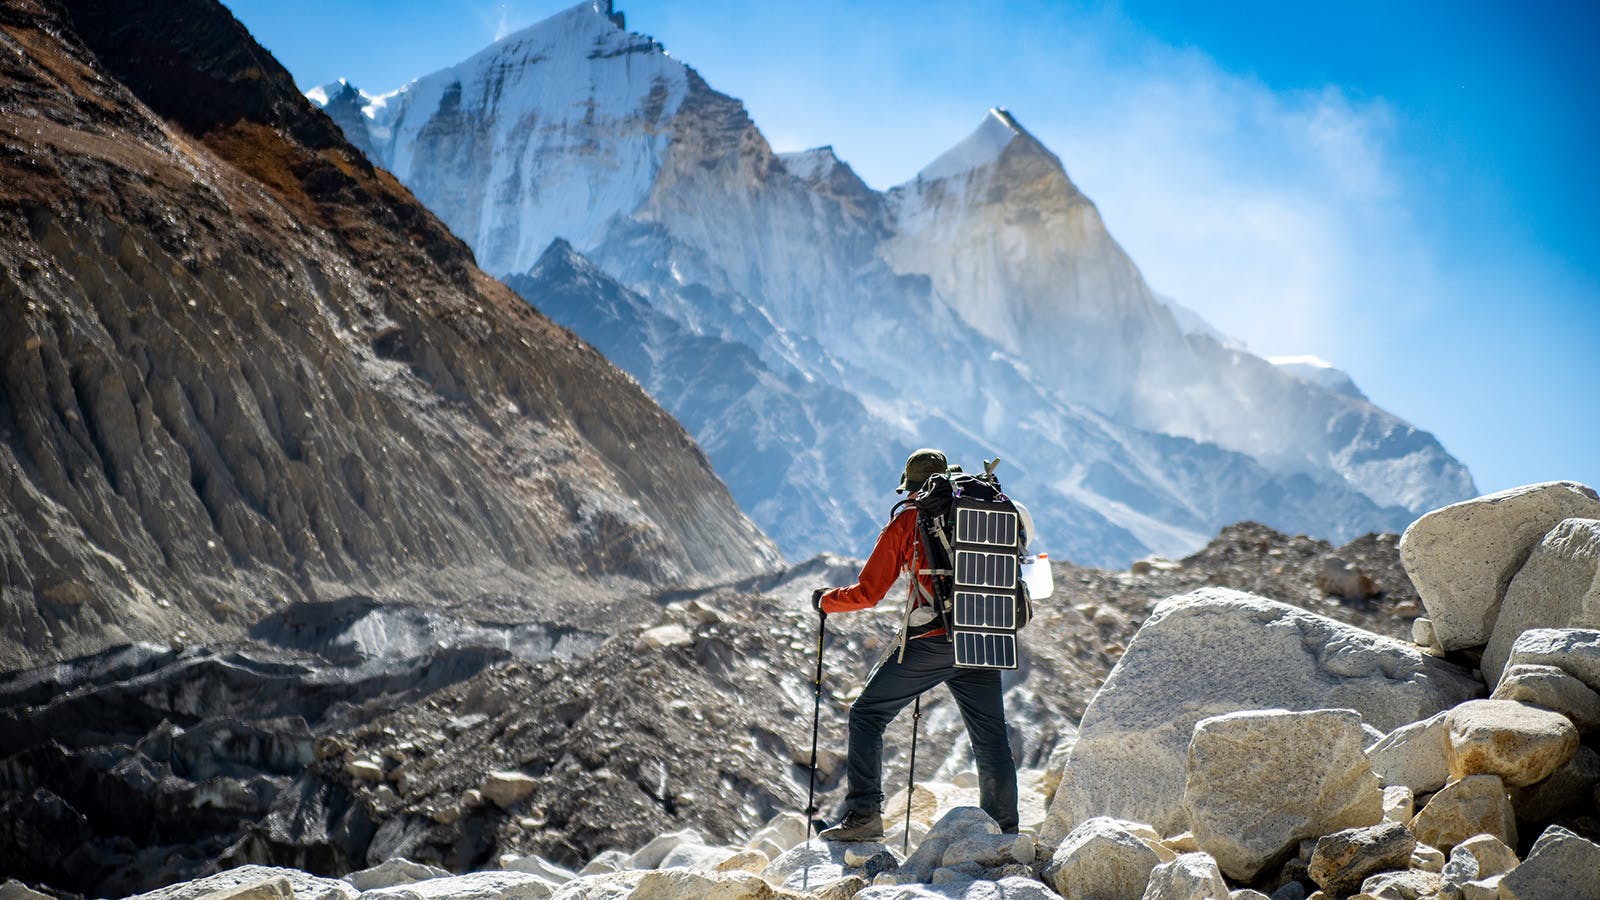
[
  {"xmin": 484, "ymin": 0, "xmax": 646, "ymax": 64},
  {"xmin": 917, "ymin": 107, "xmax": 1038, "ymax": 181}
]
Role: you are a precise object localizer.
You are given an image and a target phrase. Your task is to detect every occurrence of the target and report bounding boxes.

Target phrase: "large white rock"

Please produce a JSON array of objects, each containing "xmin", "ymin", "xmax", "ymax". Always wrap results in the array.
[
  {"xmin": 1439, "ymin": 833, "xmax": 1519, "ymax": 896},
  {"xmin": 1183, "ymin": 708, "xmax": 1383, "ymax": 882},
  {"xmin": 1483, "ymin": 517, "xmax": 1600, "ymax": 682},
  {"xmin": 0, "ymin": 882, "xmax": 53, "ymax": 900},
  {"xmin": 481, "ymin": 771, "xmax": 540, "ymax": 809},
  {"xmin": 1492, "ymin": 662, "xmax": 1600, "ymax": 730},
  {"xmin": 899, "ymin": 807, "xmax": 1002, "ymax": 881},
  {"xmin": 622, "ymin": 868, "xmax": 779, "ymax": 899},
  {"xmin": 745, "ymin": 811, "xmax": 810, "ymax": 860},
  {"xmin": 346, "ymin": 858, "xmax": 450, "ymax": 890},
  {"xmin": 1498, "ymin": 825, "xmax": 1600, "ymax": 900},
  {"xmin": 626, "ymin": 828, "xmax": 705, "ymax": 869},
  {"xmin": 1047, "ymin": 590, "xmax": 1478, "ymax": 839},
  {"xmin": 761, "ymin": 841, "xmax": 877, "ymax": 896},
  {"xmin": 1443, "ymin": 699, "xmax": 1578, "ymax": 786},
  {"xmin": 499, "ymin": 855, "xmax": 576, "ymax": 884},
  {"xmin": 854, "ymin": 876, "xmax": 1058, "ymax": 899},
  {"xmin": 1365, "ymin": 711, "xmax": 1451, "ymax": 795},
  {"xmin": 123, "ymin": 867, "xmax": 356, "ymax": 900},
  {"xmin": 1043, "ymin": 816, "xmax": 1164, "ymax": 900},
  {"xmin": 1408, "ymin": 774, "xmax": 1516, "ymax": 853},
  {"xmin": 1398, "ymin": 481, "xmax": 1600, "ymax": 650},
  {"xmin": 1140, "ymin": 852, "xmax": 1229, "ymax": 900},
  {"xmin": 1307, "ymin": 821, "xmax": 1415, "ymax": 898},
  {"xmin": 1503, "ymin": 627, "xmax": 1600, "ymax": 692},
  {"xmin": 360, "ymin": 871, "xmax": 559, "ymax": 900}
]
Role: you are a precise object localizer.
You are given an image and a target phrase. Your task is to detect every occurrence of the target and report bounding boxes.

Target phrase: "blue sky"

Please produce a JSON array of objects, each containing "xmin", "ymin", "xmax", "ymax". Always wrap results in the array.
[{"xmin": 224, "ymin": 0, "xmax": 1599, "ymax": 498}]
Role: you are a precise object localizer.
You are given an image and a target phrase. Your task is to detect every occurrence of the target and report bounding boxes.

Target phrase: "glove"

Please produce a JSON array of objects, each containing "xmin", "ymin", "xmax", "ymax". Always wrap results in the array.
[{"xmin": 811, "ymin": 588, "xmax": 827, "ymax": 618}]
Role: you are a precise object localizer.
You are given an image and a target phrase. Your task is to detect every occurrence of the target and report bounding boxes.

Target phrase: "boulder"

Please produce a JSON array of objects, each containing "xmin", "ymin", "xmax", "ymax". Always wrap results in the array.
[
  {"xmin": 481, "ymin": 771, "xmax": 540, "ymax": 809},
  {"xmin": 1502, "ymin": 627, "xmax": 1600, "ymax": 691},
  {"xmin": 1319, "ymin": 558, "xmax": 1378, "ymax": 600},
  {"xmin": 745, "ymin": 811, "xmax": 809, "ymax": 860},
  {"xmin": 1497, "ymin": 825, "xmax": 1600, "ymax": 900},
  {"xmin": 0, "ymin": 883, "xmax": 52, "ymax": 900},
  {"xmin": 940, "ymin": 833, "xmax": 1033, "ymax": 869},
  {"xmin": 345, "ymin": 759, "xmax": 384, "ymax": 781},
  {"xmin": 1398, "ymin": 481, "xmax": 1600, "ymax": 650},
  {"xmin": 627, "ymin": 829, "xmax": 706, "ymax": 869},
  {"xmin": 1492, "ymin": 662, "xmax": 1600, "ymax": 730},
  {"xmin": 1409, "ymin": 843, "xmax": 1444, "ymax": 873},
  {"xmin": 714, "ymin": 850, "xmax": 771, "ymax": 874},
  {"xmin": 1380, "ymin": 786, "xmax": 1414, "ymax": 824},
  {"xmin": 1438, "ymin": 833, "xmax": 1519, "ymax": 896},
  {"xmin": 1230, "ymin": 892, "xmax": 1273, "ymax": 900},
  {"xmin": 358, "ymin": 872, "xmax": 557, "ymax": 900},
  {"xmin": 1459, "ymin": 874, "xmax": 1504, "ymax": 900},
  {"xmin": 1307, "ymin": 821, "xmax": 1415, "ymax": 898},
  {"xmin": 1483, "ymin": 517, "xmax": 1600, "ymax": 681},
  {"xmin": 638, "ymin": 624, "xmax": 694, "ymax": 649},
  {"xmin": 578, "ymin": 849, "xmax": 630, "ymax": 875},
  {"xmin": 499, "ymin": 856, "xmax": 575, "ymax": 884},
  {"xmin": 1410, "ymin": 617, "xmax": 1440, "ymax": 653},
  {"xmin": 900, "ymin": 807, "xmax": 1001, "ymax": 881},
  {"xmin": 123, "ymin": 867, "xmax": 357, "ymax": 900},
  {"xmin": 1184, "ymin": 709, "xmax": 1383, "ymax": 882},
  {"xmin": 1140, "ymin": 852, "xmax": 1229, "ymax": 900},
  {"xmin": 1357, "ymin": 869, "xmax": 1440, "ymax": 899},
  {"xmin": 1408, "ymin": 774, "xmax": 1516, "ymax": 852},
  {"xmin": 346, "ymin": 858, "xmax": 450, "ymax": 890},
  {"xmin": 657, "ymin": 843, "xmax": 747, "ymax": 871},
  {"xmin": 192, "ymin": 877, "xmax": 294, "ymax": 900},
  {"xmin": 1443, "ymin": 699, "xmax": 1578, "ymax": 786},
  {"xmin": 1047, "ymin": 590, "xmax": 1478, "ymax": 839},
  {"xmin": 1365, "ymin": 712, "xmax": 1450, "ymax": 795},
  {"xmin": 1041, "ymin": 817, "xmax": 1163, "ymax": 900},
  {"xmin": 761, "ymin": 841, "xmax": 877, "ymax": 896},
  {"xmin": 1510, "ymin": 743, "xmax": 1600, "ymax": 820},
  {"xmin": 626, "ymin": 868, "xmax": 780, "ymax": 899},
  {"xmin": 853, "ymin": 876, "xmax": 1057, "ymax": 899}
]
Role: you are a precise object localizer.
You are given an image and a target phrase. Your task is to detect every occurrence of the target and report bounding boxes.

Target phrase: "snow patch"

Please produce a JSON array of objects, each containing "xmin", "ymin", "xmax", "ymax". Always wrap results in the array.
[
  {"xmin": 778, "ymin": 146, "xmax": 839, "ymax": 182},
  {"xmin": 918, "ymin": 107, "xmax": 1021, "ymax": 181},
  {"xmin": 1270, "ymin": 355, "xmax": 1365, "ymax": 399}
]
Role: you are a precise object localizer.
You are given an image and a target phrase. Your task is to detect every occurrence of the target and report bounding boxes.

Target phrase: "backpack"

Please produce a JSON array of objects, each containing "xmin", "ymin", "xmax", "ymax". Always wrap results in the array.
[{"xmin": 894, "ymin": 459, "xmax": 1032, "ymax": 669}]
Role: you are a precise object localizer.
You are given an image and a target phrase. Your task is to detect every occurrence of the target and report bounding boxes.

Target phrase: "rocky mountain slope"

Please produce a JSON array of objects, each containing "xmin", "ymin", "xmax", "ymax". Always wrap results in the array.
[
  {"xmin": 314, "ymin": 0, "xmax": 1476, "ymax": 564},
  {"xmin": 0, "ymin": 0, "xmax": 780, "ymax": 670}
]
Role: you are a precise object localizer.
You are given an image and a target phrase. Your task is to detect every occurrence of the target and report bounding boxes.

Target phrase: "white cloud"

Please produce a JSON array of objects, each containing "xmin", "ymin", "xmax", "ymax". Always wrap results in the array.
[{"xmin": 1014, "ymin": 38, "xmax": 1433, "ymax": 371}]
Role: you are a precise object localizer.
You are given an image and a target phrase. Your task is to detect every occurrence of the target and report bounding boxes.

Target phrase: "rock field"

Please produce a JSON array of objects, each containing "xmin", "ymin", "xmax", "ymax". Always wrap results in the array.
[{"xmin": 5, "ymin": 482, "xmax": 1599, "ymax": 898}]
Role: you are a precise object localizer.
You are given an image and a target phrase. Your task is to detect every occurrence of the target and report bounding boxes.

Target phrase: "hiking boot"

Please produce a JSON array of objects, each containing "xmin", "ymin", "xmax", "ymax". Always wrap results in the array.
[{"xmin": 818, "ymin": 809, "xmax": 884, "ymax": 842}]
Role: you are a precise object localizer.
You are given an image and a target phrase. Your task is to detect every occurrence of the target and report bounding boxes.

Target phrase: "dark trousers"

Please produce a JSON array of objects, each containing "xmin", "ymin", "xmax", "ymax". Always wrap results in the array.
[{"xmin": 844, "ymin": 635, "xmax": 1018, "ymax": 831}]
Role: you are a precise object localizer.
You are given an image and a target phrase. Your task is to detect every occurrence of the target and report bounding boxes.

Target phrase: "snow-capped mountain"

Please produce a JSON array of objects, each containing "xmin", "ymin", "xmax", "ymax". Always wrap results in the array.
[{"xmin": 311, "ymin": 0, "xmax": 1475, "ymax": 564}]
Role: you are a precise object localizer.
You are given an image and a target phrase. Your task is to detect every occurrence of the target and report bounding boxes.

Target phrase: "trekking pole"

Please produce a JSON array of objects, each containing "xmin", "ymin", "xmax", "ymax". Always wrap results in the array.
[
  {"xmin": 805, "ymin": 607, "xmax": 827, "ymax": 845},
  {"xmin": 904, "ymin": 695, "xmax": 921, "ymax": 854}
]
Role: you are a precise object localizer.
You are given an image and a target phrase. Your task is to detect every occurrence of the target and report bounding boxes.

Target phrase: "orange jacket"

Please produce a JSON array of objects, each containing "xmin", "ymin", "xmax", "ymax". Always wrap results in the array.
[{"xmin": 819, "ymin": 504, "xmax": 944, "ymax": 637}]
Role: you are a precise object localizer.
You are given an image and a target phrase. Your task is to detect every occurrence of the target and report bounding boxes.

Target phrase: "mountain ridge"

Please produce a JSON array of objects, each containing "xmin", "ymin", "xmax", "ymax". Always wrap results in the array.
[{"xmin": 311, "ymin": 0, "xmax": 1475, "ymax": 563}]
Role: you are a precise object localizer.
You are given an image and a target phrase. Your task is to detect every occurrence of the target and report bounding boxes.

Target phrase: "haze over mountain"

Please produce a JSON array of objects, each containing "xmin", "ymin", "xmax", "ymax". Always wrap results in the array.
[{"xmin": 314, "ymin": 0, "xmax": 1474, "ymax": 565}]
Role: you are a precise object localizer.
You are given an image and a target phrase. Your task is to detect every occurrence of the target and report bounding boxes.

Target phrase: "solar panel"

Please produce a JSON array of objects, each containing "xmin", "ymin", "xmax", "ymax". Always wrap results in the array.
[
  {"xmin": 955, "ymin": 630, "xmax": 1017, "ymax": 669},
  {"xmin": 950, "ymin": 497, "xmax": 1022, "ymax": 669},
  {"xmin": 955, "ymin": 550, "xmax": 1017, "ymax": 590},
  {"xmin": 955, "ymin": 507, "xmax": 1018, "ymax": 547},
  {"xmin": 954, "ymin": 590, "xmax": 1017, "ymax": 629}
]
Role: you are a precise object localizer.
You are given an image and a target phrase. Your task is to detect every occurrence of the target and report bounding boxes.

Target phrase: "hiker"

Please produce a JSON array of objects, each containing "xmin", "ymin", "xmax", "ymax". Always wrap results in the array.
[{"xmin": 811, "ymin": 448, "xmax": 1019, "ymax": 841}]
